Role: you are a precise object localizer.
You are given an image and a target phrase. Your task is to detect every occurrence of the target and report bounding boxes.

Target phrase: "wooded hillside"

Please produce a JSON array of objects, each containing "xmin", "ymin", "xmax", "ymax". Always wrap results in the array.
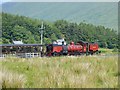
[
  {"xmin": 1, "ymin": 13, "xmax": 118, "ymax": 49},
  {"xmin": 2, "ymin": 2, "xmax": 118, "ymax": 31}
]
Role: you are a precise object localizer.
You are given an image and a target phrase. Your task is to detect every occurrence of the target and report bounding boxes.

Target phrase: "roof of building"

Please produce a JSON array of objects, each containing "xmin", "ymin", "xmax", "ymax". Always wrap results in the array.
[
  {"xmin": 0, "ymin": 44, "xmax": 43, "ymax": 47},
  {"xmin": 13, "ymin": 40, "xmax": 23, "ymax": 44}
]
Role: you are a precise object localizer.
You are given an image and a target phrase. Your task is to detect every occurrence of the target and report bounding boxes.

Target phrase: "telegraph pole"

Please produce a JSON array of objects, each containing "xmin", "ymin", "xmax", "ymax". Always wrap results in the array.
[
  {"xmin": 39, "ymin": 22, "xmax": 45, "ymax": 51},
  {"xmin": 40, "ymin": 21, "xmax": 45, "ymax": 45}
]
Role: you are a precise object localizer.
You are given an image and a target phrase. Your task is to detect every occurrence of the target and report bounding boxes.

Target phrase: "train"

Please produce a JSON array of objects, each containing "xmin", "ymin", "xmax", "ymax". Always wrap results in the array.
[
  {"xmin": 0, "ymin": 39, "xmax": 101, "ymax": 58},
  {"xmin": 46, "ymin": 39, "xmax": 100, "ymax": 56}
]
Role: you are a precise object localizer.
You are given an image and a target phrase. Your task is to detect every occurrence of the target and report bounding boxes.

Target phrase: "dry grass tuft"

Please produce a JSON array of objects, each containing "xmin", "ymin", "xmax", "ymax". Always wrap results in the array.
[{"xmin": 0, "ymin": 68, "xmax": 26, "ymax": 88}]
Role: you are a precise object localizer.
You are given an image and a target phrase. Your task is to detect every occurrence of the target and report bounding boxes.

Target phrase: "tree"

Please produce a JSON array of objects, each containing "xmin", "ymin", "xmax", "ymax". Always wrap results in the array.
[
  {"xmin": 2, "ymin": 12, "xmax": 118, "ymax": 49},
  {"xmin": 12, "ymin": 25, "xmax": 36, "ymax": 44}
]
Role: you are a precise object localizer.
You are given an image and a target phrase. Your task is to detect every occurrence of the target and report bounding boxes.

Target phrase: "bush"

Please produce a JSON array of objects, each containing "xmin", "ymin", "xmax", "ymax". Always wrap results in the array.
[{"xmin": 112, "ymin": 48, "xmax": 118, "ymax": 52}]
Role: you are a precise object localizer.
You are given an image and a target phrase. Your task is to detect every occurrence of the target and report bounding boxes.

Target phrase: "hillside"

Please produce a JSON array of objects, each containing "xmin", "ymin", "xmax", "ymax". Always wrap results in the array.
[
  {"xmin": 1, "ymin": 13, "xmax": 118, "ymax": 49},
  {"xmin": 2, "ymin": 2, "xmax": 118, "ymax": 31}
]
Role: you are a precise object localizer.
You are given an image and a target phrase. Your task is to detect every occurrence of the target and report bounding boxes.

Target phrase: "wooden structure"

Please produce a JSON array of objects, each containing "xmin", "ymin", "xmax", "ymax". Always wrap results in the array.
[{"xmin": 0, "ymin": 44, "xmax": 44, "ymax": 58}]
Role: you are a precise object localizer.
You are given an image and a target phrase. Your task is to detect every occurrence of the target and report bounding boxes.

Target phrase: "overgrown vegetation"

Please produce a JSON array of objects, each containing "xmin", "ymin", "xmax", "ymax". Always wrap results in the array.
[
  {"xmin": 1, "ymin": 55, "xmax": 118, "ymax": 88},
  {"xmin": 0, "ymin": 67, "xmax": 26, "ymax": 88},
  {"xmin": 1, "ymin": 12, "xmax": 118, "ymax": 49}
]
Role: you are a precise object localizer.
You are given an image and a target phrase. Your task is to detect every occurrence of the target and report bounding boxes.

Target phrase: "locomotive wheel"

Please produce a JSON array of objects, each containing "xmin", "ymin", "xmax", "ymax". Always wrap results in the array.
[
  {"xmin": 52, "ymin": 52, "xmax": 58, "ymax": 56},
  {"xmin": 90, "ymin": 52, "xmax": 94, "ymax": 55},
  {"xmin": 96, "ymin": 50, "xmax": 101, "ymax": 54},
  {"xmin": 75, "ymin": 52, "xmax": 79, "ymax": 56}
]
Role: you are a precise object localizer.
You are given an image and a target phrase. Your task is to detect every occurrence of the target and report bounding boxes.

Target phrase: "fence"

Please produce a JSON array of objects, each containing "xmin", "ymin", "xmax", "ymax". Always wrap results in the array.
[{"xmin": 0, "ymin": 53, "xmax": 42, "ymax": 58}]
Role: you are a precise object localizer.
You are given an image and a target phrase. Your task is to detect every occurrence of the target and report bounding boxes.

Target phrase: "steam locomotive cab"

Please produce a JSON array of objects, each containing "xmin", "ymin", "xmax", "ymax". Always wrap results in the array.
[{"xmin": 77, "ymin": 41, "xmax": 99, "ymax": 55}]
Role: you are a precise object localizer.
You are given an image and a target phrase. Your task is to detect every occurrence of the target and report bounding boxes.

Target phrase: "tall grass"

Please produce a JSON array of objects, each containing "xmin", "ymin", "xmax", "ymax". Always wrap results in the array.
[
  {"xmin": 0, "ymin": 67, "xmax": 26, "ymax": 88},
  {"xmin": 1, "ymin": 55, "xmax": 118, "ymax": 88}
]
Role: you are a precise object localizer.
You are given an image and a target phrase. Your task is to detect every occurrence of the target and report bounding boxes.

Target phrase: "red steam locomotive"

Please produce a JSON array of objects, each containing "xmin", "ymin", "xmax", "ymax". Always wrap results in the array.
[{"xmin": 46, "ymin": 40, "xmax": 100, "ymax": 56}]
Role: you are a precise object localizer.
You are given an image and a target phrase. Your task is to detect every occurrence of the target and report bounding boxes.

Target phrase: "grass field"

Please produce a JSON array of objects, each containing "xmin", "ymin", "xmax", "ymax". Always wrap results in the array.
[
  {"xmin": 0, "ymin": 54, "xmax": 118, "ymax": 88},
  {"xmin": 99, "ymin": 48, "xmax": 118, "ymax": 54}
]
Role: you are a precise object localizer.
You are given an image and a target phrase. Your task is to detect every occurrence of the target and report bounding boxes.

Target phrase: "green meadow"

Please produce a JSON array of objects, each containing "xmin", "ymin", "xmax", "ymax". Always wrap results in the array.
[{"xmin": 0, "ymin": 54, "xmax": 118, "ymax": 88}]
